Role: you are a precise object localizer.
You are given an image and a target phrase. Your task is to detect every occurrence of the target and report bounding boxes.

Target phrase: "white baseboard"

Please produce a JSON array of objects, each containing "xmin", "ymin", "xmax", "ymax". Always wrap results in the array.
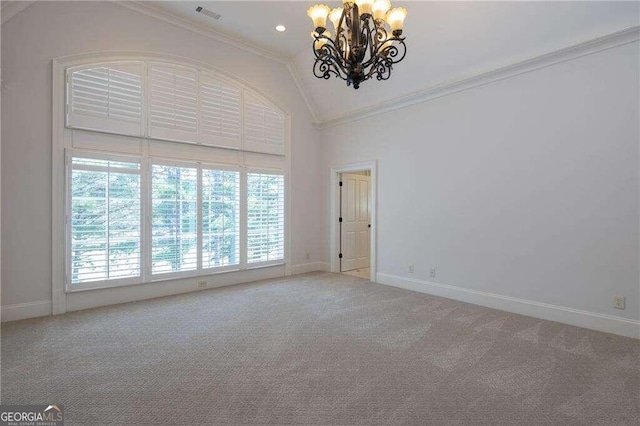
[
  {"xmin": 291, "ymin": 262, "xmax": 330, "ymax": 275},
  {"xmin": 0, "ymin": 264, "xmax": 328, "ymax": 323},
  {"xmin": 376, "ymin": 273, "xmax": 640, "ymax": 339},
  {"xmin": 1, "ymin": 300, "xmax": 52, "ymax": 322}
]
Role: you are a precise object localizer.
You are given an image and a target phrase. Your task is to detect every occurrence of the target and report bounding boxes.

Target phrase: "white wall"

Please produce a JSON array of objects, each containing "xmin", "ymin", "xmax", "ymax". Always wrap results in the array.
[
  {"xmin": 321, "ymin": 42, "xmax": 640, "ymax": 329},
  {"xmin": 0, "ymin": 1, "xmax": 322, "ymax": 317}
]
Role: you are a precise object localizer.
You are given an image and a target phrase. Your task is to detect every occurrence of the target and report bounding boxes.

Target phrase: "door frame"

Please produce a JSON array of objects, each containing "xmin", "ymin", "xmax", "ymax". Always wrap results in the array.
[{"xmin": 329, "ymin": 161, "xmax": 377, "ymax": 282}]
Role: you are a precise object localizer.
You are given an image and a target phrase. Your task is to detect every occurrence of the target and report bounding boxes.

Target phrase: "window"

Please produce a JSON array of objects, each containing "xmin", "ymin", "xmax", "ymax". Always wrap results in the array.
[
  {"xmin": 200, "ymin": 74, "xmax": 242, "ymax": 149},
  {"xmin": 244, "ymin": 92, "xmax": 285, "ymax": 155},
  {"xmin": 66, "ymin": 61, "xmax": 285, "ymax": 155},
  {"xmin": 149, "ymin": 65, "xmax": 198, "ymax": 143},
  {"xmin": 60, "ymin": 57, "xmax": 288, "ymax": 293},
  {"xmin": 151, "ymin": 164, "xmax": 198, "ymax": 275},
  {"xmin": 69, "ymin": 156, "xmax": 141, "ymax": 285},
  {"xmin": 247, "ymin": 172, "xmax": 285, "ymax": 264},
  {"xmin": 202, "ymin": 168, "xmax": 240, "ymax": 269},
  {"xmin": 67, "ymin": 63, "xmax": 144, "ymax": 136}
]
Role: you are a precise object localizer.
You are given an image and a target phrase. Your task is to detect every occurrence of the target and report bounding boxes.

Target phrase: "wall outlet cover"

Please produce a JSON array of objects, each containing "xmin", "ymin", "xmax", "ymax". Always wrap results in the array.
[{"xmin": 613, "ymin": 295, "xmax": 625, "ymax": 310}]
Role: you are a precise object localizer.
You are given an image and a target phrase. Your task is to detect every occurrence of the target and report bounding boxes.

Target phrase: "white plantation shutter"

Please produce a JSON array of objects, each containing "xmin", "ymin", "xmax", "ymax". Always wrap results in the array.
[
  {"xmin": 151, "ymin": 163, "xmax": 198, "ymax": 275},
  {"xmin": 244, "ymin": 92, "xmax": 285, "ymax": 155},
  {"xmin": 149, "ymin": 64, "xmax": 198, "ymax": 143},
  {"xmin": 66, "ymin": 61, "xmax": 287, "ymax": 155},
  {"xmin": 199, "ymin": 73, "xmax": 242, "ymax": 149},
  {"xmin": 246, "ymin": 172, "xmax": 285, "ymax": 264},
  {"xmin": 67, "ymin": 63, "xmax": 144, "ymax": 136},
  {"xmin": 201, "ymin": 168, "xmax": 240, "ymax": 269},
  {"xmin": 69, "ymin": 156, "xmax": 141, "ymax": 285}
]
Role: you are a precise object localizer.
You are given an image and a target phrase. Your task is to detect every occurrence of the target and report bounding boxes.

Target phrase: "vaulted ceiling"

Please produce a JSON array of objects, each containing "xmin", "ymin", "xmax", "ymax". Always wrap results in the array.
[{"xmin": 6, "ymin": 1, "xmax": 640, "ymax": 124}]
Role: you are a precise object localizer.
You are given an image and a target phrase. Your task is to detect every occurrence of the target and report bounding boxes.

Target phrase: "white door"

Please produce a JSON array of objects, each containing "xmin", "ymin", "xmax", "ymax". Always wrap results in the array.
[{"xmin": 340, "ymin": 173, "xmax": 371, "ymax": 272}]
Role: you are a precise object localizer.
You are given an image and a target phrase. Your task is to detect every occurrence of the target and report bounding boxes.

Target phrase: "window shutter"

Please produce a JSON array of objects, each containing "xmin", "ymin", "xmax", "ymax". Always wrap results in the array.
[
  {"xmin": 199, "ymin": 73, "xmax": 242, "ymax": 149},
  {"xmin": 244, "ymin": 92, "xmax": 285, "ymax": 155},
  {"xmin": 67, "ymin": 63, "xmax": 144, "ymax": 136},
  {"xmin": 70, "ymin": 156, "xmax": 141, "ymax": 285},
  {"xmin": 246, "ymin": 172, "xmax": 285, "ymax": 264},
  {"xmin": 149, "ymin": 64, "xmax": 198, "ymax": 143},
  {"xmin": 151, "ymin": 164, "xmax": 198, "ymax": 275},
  {"xmin": 201, "ymin": 168, "xmax": 240, "ymax": 269}
]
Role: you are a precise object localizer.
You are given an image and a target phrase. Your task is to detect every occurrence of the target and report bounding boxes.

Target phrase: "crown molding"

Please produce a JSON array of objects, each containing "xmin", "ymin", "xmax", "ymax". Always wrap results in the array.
[
  {"xmin": 318, "ymin": 25, "xmax": 640, "ymax": 129},
  {"xmin": 1, "ymin": 0, "xmax": 35, "ymax": 24},
  {"xmin": 115, "ymin": 1, "xmax": 290, "ymax": 64},
  {"xmin": 286, "ymin": 61, "xmax": 322, "ymax": 124}
]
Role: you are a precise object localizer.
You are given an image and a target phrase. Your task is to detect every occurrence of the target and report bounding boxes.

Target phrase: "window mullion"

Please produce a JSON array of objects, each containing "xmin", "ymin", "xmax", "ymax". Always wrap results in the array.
[
  {"xmin": 65, "ymin": 150, "xmax": 72, "ymax": 289},
  {"xmin": 106, "ymin": 167, "xmax": 111, "ymax": 280},
  {"xmin": 240, "ymin": 166, "xmax": 248, "ymax": 270},
  {"xmin": 197, "ymin": 163, "xmax": 203, "ymax": 274},
  {"xmin": 141, "ymin": 157, "xmax": 151, "ymax": 283}
]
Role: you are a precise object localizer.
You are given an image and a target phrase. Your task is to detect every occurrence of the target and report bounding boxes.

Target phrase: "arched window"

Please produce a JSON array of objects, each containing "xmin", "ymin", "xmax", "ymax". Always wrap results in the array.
[
  {"xmin": 66, "ymin": 60, "xmax": 286, "ymax": 155},
  {"xmin": 57, "ymin": 56, "xmax": 289, "ymax": 292}
]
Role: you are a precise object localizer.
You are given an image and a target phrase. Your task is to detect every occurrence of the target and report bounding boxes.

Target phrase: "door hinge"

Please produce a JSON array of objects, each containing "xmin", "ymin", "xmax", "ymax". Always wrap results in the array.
[
  {"xmin": 339, "ymin": 181, "xmax": 343, "ymax": 186},
  {"xmin": 339, "ymin": 253, "xmax": 343, "ymax": 259},
  {"xmin": 339, "ymin": 217, "xmax": 342, "ymax": 223}
]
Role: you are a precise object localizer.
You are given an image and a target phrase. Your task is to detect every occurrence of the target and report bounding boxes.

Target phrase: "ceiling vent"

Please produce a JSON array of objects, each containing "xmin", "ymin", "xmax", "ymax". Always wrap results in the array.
[{"xmin": 195, "ymin": 6, "xmax": 222, "ymax": 20}]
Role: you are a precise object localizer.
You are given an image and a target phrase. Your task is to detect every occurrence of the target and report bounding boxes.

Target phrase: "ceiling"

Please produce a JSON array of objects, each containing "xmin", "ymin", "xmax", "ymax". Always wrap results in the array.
[
  {"xmin": 144, "ymin": 1, "xmax": 319, "ymax": 57},
  {"xmin": 109, "ymin": 2, "xmax": 640, "ymax": 122}
]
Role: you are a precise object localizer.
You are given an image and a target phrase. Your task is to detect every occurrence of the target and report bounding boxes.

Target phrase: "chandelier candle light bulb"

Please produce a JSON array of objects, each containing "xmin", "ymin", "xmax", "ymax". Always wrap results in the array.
[
  {"xmin": 329, "ymin": 7, "xmax": 344, "ymax": 31},
  {"xmin": 386, "ymin": 7, "xmax": 407, "ymax": 35},
  {"xmin": 308, "ymin": 0, "xmax": 408, "ymax": 89},
  {"xmin": 307, "ymin": 4, "xmax": 331, "ymax": 32},
  {"xmin": 372, "ymin": 0, "xmax": 391, "ymax": 21},
  {"xmin": 355, "ymin": 0, "xmax": 374, "ymax": 16}
]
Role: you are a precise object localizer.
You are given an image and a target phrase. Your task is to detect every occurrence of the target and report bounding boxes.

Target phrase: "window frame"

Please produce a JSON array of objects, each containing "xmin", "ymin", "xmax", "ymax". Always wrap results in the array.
[
  {"xmin": 54, "ymin": 53, "xmax": 291, "ymax": 311},
  {"xmin": 148, "ymin": 158, "xmax": 201, "ymax": 281},
  {"xmin": 245, "ymin": 168, "xmax": 286, "ymax": 269},
  {"xmin": 64, "ymin": 151, "xmax": 287, "ymax": 292},
  {"xmin": 66, "ymin": 61, "xmax": 146, "ymax": 137},
  {"xmin": 65, "ymin": 149, "xmax": 144, "ymax": 292},
  {"xmin": 200, "ymin": 163, "xmax": 242, "ymax": 273}
]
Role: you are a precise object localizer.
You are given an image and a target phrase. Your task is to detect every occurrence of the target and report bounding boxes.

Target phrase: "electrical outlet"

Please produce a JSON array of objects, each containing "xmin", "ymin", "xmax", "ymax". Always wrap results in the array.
[
  {"xmin": 198, "ymin": 281, "xmax": 207, "ymax": 289},
  {"xmin": 430, "ymin": 268, "xmax": 436, "ymax": 279},
  {"xmin": 408, "ymin": 264, "xmax": 414, "ymax": 274},
  {"xmin": 613, "ymin": 295, "xmax": 625, "ymax": 310}
]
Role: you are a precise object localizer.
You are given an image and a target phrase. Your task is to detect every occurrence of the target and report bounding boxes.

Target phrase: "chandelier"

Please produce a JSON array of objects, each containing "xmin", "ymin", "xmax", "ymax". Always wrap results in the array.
[{"xmin": 307, "ymin": 0, "xmax": 408, "ymax": 89}]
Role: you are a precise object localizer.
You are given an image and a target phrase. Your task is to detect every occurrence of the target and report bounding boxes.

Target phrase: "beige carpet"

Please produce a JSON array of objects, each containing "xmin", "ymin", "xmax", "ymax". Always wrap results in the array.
[
  {"xmin": 343, "ymin": 268, "xmax": 371, "ymax": 279},
  {"xmin": 2, "ymin": 272, "xmax": 639, "ymax": 425}
]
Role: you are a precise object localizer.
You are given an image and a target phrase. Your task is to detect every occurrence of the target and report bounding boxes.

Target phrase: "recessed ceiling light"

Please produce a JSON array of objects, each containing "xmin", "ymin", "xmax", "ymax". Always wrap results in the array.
[{"xmin": 276, "ymin": 25, "xmax": 286, "ymax": 32}]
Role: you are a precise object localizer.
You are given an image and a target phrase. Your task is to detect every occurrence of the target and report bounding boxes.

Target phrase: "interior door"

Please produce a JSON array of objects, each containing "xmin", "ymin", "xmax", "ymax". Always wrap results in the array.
[{"xmin": 340, "ymin": 173, "xmax": 371, "ymax": 271}]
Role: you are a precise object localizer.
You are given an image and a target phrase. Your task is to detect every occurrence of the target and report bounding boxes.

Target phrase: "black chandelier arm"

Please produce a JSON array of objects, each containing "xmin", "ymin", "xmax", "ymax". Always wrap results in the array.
[
  {"xmin": 312, "ymin": 37, "xmax": 350, "ymax": 77},
  {"xmin": 313, "ymin": 59, "xmax": 341, "ymax": 80},
  {"xmin": 355, "ymin": 17, "xmax": 372, "ymax": 64},
  {"xmin": 336, "ymin": 32, "xmax": 349, "ymax": 64},
  {"xmin": 363, "ymin": 19, "xmax": 383, "ymax": 64},
  {"xmin": 363, "ymin": 36, "xmax": 406, "ymax": 69},
  {"xmin": 367, "ymin": 57, "xmax": 394, "ymax": 81},
  {"xmin": 312, "ymin": 40, "xmax": 350, "ymax": 80},
  {"xmin": 360, "ymin": 21, "xmax": 385, "ymax": 69}
]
